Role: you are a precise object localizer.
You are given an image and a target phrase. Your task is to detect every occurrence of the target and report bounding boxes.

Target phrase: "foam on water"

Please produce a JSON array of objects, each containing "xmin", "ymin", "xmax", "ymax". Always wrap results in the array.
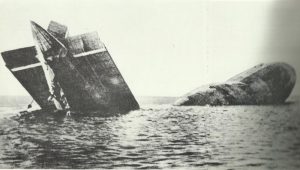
[{"xmin": 0, "ymin": 102, "xmax": 299, "ymax": 169}]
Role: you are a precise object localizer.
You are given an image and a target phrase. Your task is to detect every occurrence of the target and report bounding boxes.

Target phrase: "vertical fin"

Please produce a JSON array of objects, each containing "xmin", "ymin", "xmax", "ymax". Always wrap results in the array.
[{"xmin": 30, "ymin": 21, "xmax": 70, "ymax": 110}]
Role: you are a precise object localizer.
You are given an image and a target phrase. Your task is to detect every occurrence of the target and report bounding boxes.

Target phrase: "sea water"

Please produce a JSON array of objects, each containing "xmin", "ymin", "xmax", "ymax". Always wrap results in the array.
[{"xmin": 0, "ymin": 100, "xmax": 299, "ymax": 169}]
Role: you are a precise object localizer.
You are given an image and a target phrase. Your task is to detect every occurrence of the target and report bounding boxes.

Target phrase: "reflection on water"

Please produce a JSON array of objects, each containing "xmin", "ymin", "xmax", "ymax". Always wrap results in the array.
[{"xmin": 0, "ymin": 102, "xmax": 299, "ymax": 169}]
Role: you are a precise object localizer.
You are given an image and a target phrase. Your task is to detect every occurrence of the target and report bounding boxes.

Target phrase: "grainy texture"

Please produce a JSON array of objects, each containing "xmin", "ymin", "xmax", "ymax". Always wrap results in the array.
[
  {"xmin": 1, "ymin": 21, "xmax": 139, "ymax": 113},
  {"xmin": 31, "ymin": 21, "xmax": 139, "ymax": 113},
  {"xmin": 1, "ymin": 47, "xmax": 55, "ymax": 109},
  {"xmin": 0, "ymin": 99, "xmax": 299, "ymax": 169},
  {"xmin": 175, "ymin": 63, "xmax": 296, "ymax": 106},
  {"xmin": 1, "ymin": 47, "xmax": 39, "ymax": 68},
  {"xmin": 47, "ymin": 21, "xmax": 68, "ymax": 40}
]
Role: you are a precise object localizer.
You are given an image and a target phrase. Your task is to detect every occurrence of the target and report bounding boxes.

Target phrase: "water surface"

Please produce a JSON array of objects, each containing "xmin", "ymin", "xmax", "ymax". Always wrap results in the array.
[{"xmin": 0, "ymin": 102, "xmax": 299, "ymax": 169}]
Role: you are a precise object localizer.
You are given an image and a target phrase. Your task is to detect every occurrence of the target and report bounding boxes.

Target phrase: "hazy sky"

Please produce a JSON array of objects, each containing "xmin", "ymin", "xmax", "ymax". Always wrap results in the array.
[{"xmin": 0, "ymin": 0, "xmax": 298, "ymax": 97}]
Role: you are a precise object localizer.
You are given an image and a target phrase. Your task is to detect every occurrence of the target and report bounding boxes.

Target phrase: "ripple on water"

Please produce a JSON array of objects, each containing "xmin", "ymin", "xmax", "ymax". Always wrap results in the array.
[{"xmin": 0, "ymin": 102, "xmax": 299, "ymax": 169}]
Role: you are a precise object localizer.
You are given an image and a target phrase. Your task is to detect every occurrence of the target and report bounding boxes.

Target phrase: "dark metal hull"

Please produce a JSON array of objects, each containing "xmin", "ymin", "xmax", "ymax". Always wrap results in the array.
[
  {"xmin": 51, "ymin": 49, "xmax": 139, "ymax": 113},
  {"xmin": 1, "ymin": 47, "xmax": 55, "ymax": 109},
  {"xmin": 1, "ymin": 21, "xmax": 139, "ymax": 114}
]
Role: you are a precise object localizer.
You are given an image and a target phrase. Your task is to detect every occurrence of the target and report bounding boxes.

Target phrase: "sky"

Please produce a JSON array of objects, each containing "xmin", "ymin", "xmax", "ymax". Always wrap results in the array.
[{"xmin": 0, "ymin": 0, "xmax": 299, "ymax": 97}]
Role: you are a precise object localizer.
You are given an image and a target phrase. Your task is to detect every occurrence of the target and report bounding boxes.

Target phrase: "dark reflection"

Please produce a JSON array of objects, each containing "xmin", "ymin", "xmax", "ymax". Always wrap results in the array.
[{"xmin": 0, "ymin": 102, "xmax": 299, "ymax": 169}]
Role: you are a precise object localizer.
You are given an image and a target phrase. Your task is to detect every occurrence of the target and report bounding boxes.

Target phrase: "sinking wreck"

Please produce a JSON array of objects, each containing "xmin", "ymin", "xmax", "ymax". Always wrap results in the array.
[
  {"xmin": 1, "ymin": 21, "xmax": 139, "ymax": 114},
  {"xmin": 174, "ymin": 63, "xmax": 296, "ymax": 106}
]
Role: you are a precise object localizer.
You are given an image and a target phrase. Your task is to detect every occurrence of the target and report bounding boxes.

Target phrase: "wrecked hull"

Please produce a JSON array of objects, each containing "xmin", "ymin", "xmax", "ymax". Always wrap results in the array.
[
  {"xmin": 1, "ymin": 21, "xmax": 139, "ymax": 114},
  {"xmin": 49, "ymin": 50, "xmax": 139, "ymax": 113},
  {"xmin": 31, "ymin": 22, "xmax": 139, "ymax": 113},
  {"xmin": 174, "ymin": 63, "xmax": 296, "ymax": 106}
]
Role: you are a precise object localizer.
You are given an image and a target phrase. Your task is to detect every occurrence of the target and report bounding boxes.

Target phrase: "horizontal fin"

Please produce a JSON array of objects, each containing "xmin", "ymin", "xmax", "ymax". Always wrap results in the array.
[
  {"xmin": 11, "ymin": 63, "xmax": 42, "ymax": 72},
  {"xmin": 73, "ymin": 48, "xmax": 107, "ymax": 58},
  {"xmin": 1, "ymin": 46, "xmax": 55, "ymax": 109},
  {"xmin": 1, "ymin": 46, "xmax": 39, "ymax": 69}
]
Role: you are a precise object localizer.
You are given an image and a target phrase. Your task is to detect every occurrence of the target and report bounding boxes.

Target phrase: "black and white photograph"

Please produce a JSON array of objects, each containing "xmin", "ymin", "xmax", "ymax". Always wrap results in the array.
[{"xmin": 0, "ymin": 0, "xmax": 299, "ymax": 169}]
